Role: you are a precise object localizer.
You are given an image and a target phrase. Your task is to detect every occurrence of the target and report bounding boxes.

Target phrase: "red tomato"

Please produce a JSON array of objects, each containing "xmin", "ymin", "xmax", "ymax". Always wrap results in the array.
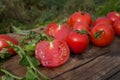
[
  {"xmin": 73, "ymin": 21, "xmax": 90, "ymax": 32},
  {"xmin": 46, "ymin": 23, "xmax": 71, "ymax": 41},
  {"xmin": 93, "ymin": 17, "xmax": 112, "ymax": 26},
  {"xmin": 46, "ymin": 23, "xmax": 58, "ymax": 37},
  {"xmin": 90, "ymin": 23, "xmax": 114, "ymax": 47},
  {"xmin": 113, "ymin": 19, "xmax": 120, "ymax": 36},
  {"xmin": 66, "ymin": 31, "xmax": 89, "ymax": 54},
  {"xmin": 106, "ymin": 11, "xmax": 120, "ymax": 24},
  {"xmin": 67, "ymin": 11, "xmax": 92, "ymax": 27},
  {"xmin": 0, "ymin": 34, "xmax": 18, "ymax": 55},
  {"xmin": 35, "ymin": 39, "xmax": 70, "ymax": 68}
]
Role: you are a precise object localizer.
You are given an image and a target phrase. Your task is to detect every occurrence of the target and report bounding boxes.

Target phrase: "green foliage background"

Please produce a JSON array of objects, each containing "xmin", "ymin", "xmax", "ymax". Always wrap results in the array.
[{"xmin": 0, "ymin": 0, "xmax": 120, "ymax": 34}]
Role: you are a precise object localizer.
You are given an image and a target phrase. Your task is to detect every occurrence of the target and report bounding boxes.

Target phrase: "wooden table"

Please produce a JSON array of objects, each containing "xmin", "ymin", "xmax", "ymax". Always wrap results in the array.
[{"xmin": 0, "ymin": 27, "xmax": 120, "ymax": 80}]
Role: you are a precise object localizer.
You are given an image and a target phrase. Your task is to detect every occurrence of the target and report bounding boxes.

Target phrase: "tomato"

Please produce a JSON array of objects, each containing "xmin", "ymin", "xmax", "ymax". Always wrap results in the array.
[
  {"xmin": 73, "ymin": 21, "xmax": 90, "ymax": 32},
  {"xmin": 90, "ymin": 23, "xmax": 114, "ymax": 47},
  {"xmin": 93, "ymin": 17, "xmax": 112, "ymax": 26},
  {"xmin": 66, "ymin": 31, "xmax": 89, "ymax": 54},
  {"xmin": 106, "ymin": 11, "xmax": 120, "ymax": 24},
  {"xmin": 46, "ymin": 23, "xmax": 71, "ymax": 41},
  {"xmin": 67, "ymin": 11, "xmax": 92, "ymax": 27},
  {"xmin": 35, "ymin": 39, "xmax": 70, "ymax": 68},
  {"xmin": 0, "ymin": 34, "xmax": 18, "ymax": 55},
  {"xmin": 46, "ymin": 23, "xmax": 58, "ymax": 37},
  {"xmin": 113, "ymin": 19, "xmax": 120, "ymax": 36}
]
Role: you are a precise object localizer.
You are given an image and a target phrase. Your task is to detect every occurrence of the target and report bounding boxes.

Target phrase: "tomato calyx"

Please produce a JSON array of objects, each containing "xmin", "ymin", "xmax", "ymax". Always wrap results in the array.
[
  {"xmin": 0, "ymin": 48, "xmax": 12, "ymax": 59},
  {"xmin": 81, "ymin": 11, "xmax": 86, "ymax": 15},
  {"xmin": 74, "ymin": 29, "xmax": 89, "ymax": 35},
  {"xmin": 94, "ymin": 30, "xmax": 104, "ymax": 39}
]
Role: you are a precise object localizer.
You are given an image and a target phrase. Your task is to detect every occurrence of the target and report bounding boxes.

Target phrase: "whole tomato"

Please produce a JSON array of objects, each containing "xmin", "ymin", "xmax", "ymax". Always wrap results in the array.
[
  {"xmin": 66, "ymin": 31, "xmax": 89, "ymax": 54},
  {"xmin": 106, "ymin": 11, "xmax": 120, "ymax": 24},
  {"xmin": 113, "ymin": 19, "xmax": 120, "ymax": 36},
  {"xmin": 90, "ymin": 23, "xmax": 114, "ymax": 47},
  {"xmin": 46, "ymin": 23, "xmax": 71, "ymax": 41},
  {"xmin": 73, "ymin": 21, "xmax": 91, "ymax": 32},
  {"xmin": 93, "ymin": 17, "xmax": 112, "ymax": 26},
  {"xmin": 0, "ymin": 34, "xmax": 18, "ymax": 55},
  {"xmin": 67, "ymin": 11, "xmax": 92, "ymax": 27},
  {"xmin": 35, "ymin": 39, "xmax": 70, "ymax": 68}
]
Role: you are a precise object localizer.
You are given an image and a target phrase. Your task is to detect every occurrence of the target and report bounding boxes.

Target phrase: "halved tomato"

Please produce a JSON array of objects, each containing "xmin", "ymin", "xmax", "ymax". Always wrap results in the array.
[{"xmin": 35, "ymin": 39, "xmax": 70, "ymax": 68}]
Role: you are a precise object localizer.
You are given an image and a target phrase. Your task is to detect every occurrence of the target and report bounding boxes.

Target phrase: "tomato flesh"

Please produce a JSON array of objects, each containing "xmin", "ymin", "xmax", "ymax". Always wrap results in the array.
[
  {"xmin": 35, "ymin": 40, "xmax": 70, "ymax": 68},
  {"xmin": 46, "ymin": 23, "xmax": 71, "ymax": 41}
]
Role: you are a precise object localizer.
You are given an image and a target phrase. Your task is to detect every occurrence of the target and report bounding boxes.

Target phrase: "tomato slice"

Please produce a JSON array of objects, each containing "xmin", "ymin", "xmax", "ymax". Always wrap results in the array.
[
  {"xmin": 46, "ymin": 23, "xmax": 58, "ymax": 36},
  {"xmin": 35, "ymin": 39, "xmax": 70, "ymax": 68},
  {"xmin": 46, "ymin": 23, "xmax": 71, "ymax": 41}
]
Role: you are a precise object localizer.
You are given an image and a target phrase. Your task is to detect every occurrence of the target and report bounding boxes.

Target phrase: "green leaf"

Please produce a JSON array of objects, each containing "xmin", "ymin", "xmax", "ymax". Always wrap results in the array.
[
  {"xmin": 24, "ymin": 43, "xmax": 36, "ymax": 51},
  {"xmin": 0, "ymin": 52, "xmax": 11, "ymax": 59},
  {"xmin": 31, "ymin": 57, "xmax": 40, "ymax": 67},
  {"xmin": 25, "ymin": 68, "xmax": 39, "ymax": 80},
  {"xmin": 2, "ymin": 76, "xmax": 14, "ymax": 80},
  {"xmin": 20, "ymin": 77, "xmax": 26, "ymax": 80},
  {"xmin": 19, "ymin": 56, "xmax": 40, "ymax": 67},
  {"xmin": 19, "ymin": 57, "xmax": 30, "ymax": 67},
  {"xmin": 0, "ymin": 48, "xmax": 12, "ymax": 59},
  {"xmin": 12, "ymin": 26, "xmax": 29, "ymax": 35}
]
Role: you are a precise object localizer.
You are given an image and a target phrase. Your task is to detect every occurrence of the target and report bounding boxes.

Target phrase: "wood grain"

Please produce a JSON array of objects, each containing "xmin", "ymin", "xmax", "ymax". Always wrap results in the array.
[{"xmin": 0, "ymin": 28, "xmax": 120, "ymax": 80}]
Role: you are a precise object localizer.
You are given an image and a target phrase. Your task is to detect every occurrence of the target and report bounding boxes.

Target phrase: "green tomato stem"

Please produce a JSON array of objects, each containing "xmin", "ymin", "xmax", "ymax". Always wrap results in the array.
[
  {"xmin": 74, "ymin": 29, "xmax": 89, "ymax": 35},
  {"xmin": 27, "ymin": 67, "xmax": 41, "ymax": 80},
  {"xmin": 1, "ymin": 68, "xmax": 23, "ymax": 80},
  {"xmin": 26, "ymin": 56, "xmax": 50, "ymax": 80},
  {"xmin": 14, "ymin": 44, "xmax": 50, "ymax": 80}
]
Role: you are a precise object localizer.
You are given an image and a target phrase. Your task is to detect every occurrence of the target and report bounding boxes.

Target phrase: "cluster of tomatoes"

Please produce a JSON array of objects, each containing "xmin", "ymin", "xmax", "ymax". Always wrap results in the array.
[{"xmin": 0, "ymin": 11, "xmax": 120, "ymax": 68}]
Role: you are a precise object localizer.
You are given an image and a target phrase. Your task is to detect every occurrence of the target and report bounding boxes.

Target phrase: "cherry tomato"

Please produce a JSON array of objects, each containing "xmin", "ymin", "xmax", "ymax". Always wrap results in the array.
[
  {"xmin": 66, "ymin": 31, "xmax": 89, "ymax": 54},
  {"xmin": 35, "ymin": 39, "xmax": 70, "ymax": 68},
  {"xmin": 113, "ymin": 19, "xmax": 120, "ymax": 36},
  {"xmin": 73, "ymin": 21, "xmax": 90, "ymax": 32},
  {"xmin": 46, "ymin": 23, "xmax": 71, "ymax": 41},
  {"xmin": 90, "ymin": 23, "xmax": 114, "ymax": 47},
  {"xmin": 93, "ymin": 17, "xmax": 112, "ymax": 26},
  {"xmin": 67, "ymin": 11, "xmax": 92, "ymax": 27},
  {"xmin": 0, "ymin": 34, "xmax": 18, "ymax": 55},
  {"xmin": 106, "ymin": 11, "xmax": 120, "ymax": 24}
]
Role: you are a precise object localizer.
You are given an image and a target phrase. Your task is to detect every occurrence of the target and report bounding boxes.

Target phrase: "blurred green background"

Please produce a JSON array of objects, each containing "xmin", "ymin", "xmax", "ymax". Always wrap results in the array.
[{"xmin": 0, "ymin": 0, "xmax": 120, "ymax": 34}]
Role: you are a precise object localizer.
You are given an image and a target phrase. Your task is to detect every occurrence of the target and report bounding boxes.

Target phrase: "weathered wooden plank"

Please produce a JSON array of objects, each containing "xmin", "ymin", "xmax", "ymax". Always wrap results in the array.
[
  {"xmin": 0, "ymin": 28, "xmax": 120, "ymax": 80},
  {"xmin": 52, "ymin": 37, "xmax": 120, "ymax": 80},
  {"xmin": 102, "ymin": 65, "xmax": 120, "ymax": 80},
  {"xmin": 107, "ymin": 71, "xmax": 120, "ymax": 80}
]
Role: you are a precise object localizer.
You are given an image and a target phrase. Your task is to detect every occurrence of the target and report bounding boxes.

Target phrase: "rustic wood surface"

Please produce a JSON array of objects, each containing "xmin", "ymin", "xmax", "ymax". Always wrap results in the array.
[{"xmin": 0, "ymin": 27, "xmax": 120, "ymax": 80}]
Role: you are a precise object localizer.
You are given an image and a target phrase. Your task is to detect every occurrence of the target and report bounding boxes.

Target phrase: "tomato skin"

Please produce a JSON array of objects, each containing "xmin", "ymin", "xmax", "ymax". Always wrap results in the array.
[
  {"xmin": 35, "ymin": 39, "xmax": 70, "ymax": 68},
  {"xmin": 90, "ymin": 23, "xmax": 114, "ymax": 47},
  {"xmin": 113, "ymin": 19, "xmax": 120, "ymax": 36},
  {"xmin": 73, "ymin": 21, "xmax": 90, "ymax": 31},
  {"xmin": 0, "ymin": 34, "xmax": 18, "ymax": 55},
  {"xmin": 66, "ymin": 32, "xmax": 89, "ymax": 54},
  {"xmin": 46, "ymin": 23, "xmax": 71, "ymax": 41},
  {"xmin": 67, "ymin": 11, "xmax": 92, "ymax": 27},
  {"xmin": 106, "ymin": 11, "xmax": 120, "ymax": 24},
  {"xmin": 46, "ymin": 23, "xmax": 58, "ymax": 37},
  {"xmin": 93, "ymin": 17, "xmax": 112, "ymax": 26}
]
